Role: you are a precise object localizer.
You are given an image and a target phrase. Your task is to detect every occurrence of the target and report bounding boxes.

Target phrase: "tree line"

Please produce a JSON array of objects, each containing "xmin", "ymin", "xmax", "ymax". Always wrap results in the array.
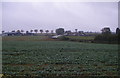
[
  {"xmin": 94, "ymin": 27, "xmax": 120, "ymax": 44},
  {"xmin": 56, "ymin": 27, "xmax": 120, "ymax": 44},
  {"xmin": 2, "ymin": 29, "xmax": 53, "ymax": 34}
]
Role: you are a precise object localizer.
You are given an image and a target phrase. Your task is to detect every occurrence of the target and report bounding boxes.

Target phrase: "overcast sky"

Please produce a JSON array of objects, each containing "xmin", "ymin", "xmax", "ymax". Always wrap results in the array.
[{"xmin": 2, "ymin": 2, "xmax": 118, "ymax": 32}]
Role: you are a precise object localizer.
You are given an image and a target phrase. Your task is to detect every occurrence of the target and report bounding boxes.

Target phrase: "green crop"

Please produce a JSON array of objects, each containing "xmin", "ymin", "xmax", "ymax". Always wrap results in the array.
[{"xmin": 2, "ymin": 40, "xmax": 118, "ymax": 76}]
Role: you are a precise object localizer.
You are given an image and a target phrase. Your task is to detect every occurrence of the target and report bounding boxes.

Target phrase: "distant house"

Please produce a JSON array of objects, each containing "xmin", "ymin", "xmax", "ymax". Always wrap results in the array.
[
  {"xmin": 25, "ymin": 32, "xmax": 34, "ymax": 36},
  {"xmin": 64, "ymin": 31, "xmax": 85, "ymax": 36},
  {"xmin": 25, "ymin": 31, "xmax": 34, "ymax": 36},
  {"xmin": 64, "ymin": 31, "xmax": 72, "ymax": 36},
  {"xmin": 2, "ymin": 32, "xmax": 23, "ymax": 36},
  {"xmin": 78, "ymin": 31, "xmax": 85, "ymax": 36}
]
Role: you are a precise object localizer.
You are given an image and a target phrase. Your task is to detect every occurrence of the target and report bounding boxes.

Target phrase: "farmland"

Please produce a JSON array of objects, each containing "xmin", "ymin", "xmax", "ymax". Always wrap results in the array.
[
  {"xmin": 66, "ymin": 36, "xmax": 95, "ymax": 41},
  {"xmin": 66, "ymin": 36, "xmax": 95, "ymax": 42},
  {"xmin": 2, "ymin": 36, "xmax": 119, "ymax": 77}
]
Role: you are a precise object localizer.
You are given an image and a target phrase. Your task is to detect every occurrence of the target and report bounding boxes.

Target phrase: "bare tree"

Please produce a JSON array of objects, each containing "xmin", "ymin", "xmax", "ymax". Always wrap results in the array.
[
  {"xmin": 34, "ymin": 29, "xmax": 38, "ymax": 33},
  {"xmin": 116, "ymin": 28, "xmax": 120, "ymax": 35},
  {"xmin": 75, "ymin": 29, "xmax": 78, "ymax": 36},
  {"xmin": 40, "ymin": 29, "xmax": 43, "ymax": 34},
  {"xmin": 26, "ymin": 31, "xmax": 29, "ymax": 34},
  {"xmin": 11, "ymin": 30, "xmax": 15, "ymax": 32},
  {"xmin": 17, "ymin": 30, "xmax": 21, "ymax": 33},
  {"xmin": 75, "ymin": 29, "xmax": 78, "ymax": 33},
  {"xmin": 2, "ymin": 31, "xmax": 5, "ymax": 33},
  {"xmin": 51, "ymin": 30, "xmax": 53, "ymax": 34},
  {"xmin": 21, "ymin": 30, "xmax": 24, "ymax": 33},
  {"xmin": 45, "ymin": 30, "xmax": 49, "ymax": 34},
  {"xmin": 30, "ymin": 30, "xmax": 33, "ymax": 33}
]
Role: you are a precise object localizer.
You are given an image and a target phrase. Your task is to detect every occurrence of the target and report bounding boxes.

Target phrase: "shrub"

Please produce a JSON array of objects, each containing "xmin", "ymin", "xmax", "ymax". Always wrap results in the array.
[
  {"xmin": 94, "ymin": 34, "xmax": 118, "ymax": 44},
  {"xmin": 58, "ymin": 36, "xmax": 69, "ymax": 41}
]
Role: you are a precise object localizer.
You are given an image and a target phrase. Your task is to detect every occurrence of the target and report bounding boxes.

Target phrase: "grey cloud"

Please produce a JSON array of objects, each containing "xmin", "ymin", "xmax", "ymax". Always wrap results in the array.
[{"xmin": 2, "ymin": 2, "xmax": 118, "ymax": 32}]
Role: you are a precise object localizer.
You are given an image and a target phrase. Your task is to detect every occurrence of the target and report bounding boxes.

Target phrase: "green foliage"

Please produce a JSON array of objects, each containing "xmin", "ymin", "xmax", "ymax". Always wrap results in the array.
[
  {"xmin": 116, "ymin": 28, "xmax": 120, "ymax": 35},
  {"xmin": 2, "ymin": 36, "xmax": 52, "ymax": 41},
  {"xmin": 2, "ymin": 40, "xmax": 118, "ymax": 76},
  {"xmin": 57, "ymin": 36, "xmax": 95, "ymax": 42},
  {"xmin": 101, "ymin": 27, "xmax": 111, "ymax": 35},
  {"xmin": 102, "ymin": 31, "xmax": 111, "ymax": 35},
  {"xmin": 65, "ymin": 36, "xmax": 95, "ymax": 42},
  {"xmin": 58, "ymin": 36, "xmax": 69, "ymax": 41},
  {"xmin": 94, "ymin": 34, "xmax": 118, "ymax": 44},
  {"xmin": 66, "ymin": 36, "xmax": 95, "ymax": 40},
  {"xmin": 56, "ymin": 28, "xmax": 64, "ymax": 35},
  {"xmin": 34, "ymin": 29, "xmax": 38, "ymax": 33}
]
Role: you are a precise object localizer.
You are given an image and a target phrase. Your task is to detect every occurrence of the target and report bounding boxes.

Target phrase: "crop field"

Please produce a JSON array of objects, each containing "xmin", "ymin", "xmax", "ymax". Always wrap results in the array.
[
  {"xmin": 66, "ymin": 36, "xmax": 95, "ymax": 42},
  {"xmin": 2, "ymin": 36, "xmax": 55, "ymax": 41},
  {"xmin": 66, "ymin": 36, "xmax": 95, "ymax": 41},
  {"xmin": 2, "ymin": 36, "xmax": 119, "ymax": 77}
]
